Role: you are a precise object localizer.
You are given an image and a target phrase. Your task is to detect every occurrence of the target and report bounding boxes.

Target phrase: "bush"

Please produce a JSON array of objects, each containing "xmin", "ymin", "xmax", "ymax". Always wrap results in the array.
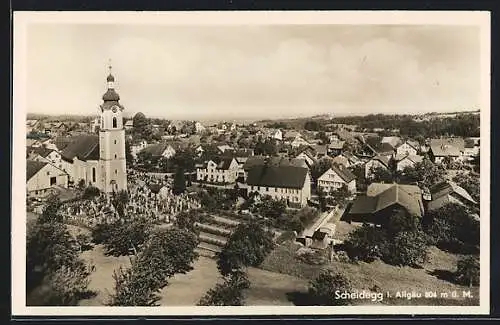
[
  {"xmin": 455, "ymin": 255, "xmax": 479, "ymax": 287},
  {"xmin": 296, "ymin": 248, "xmax": 328, "ymax": 265},
  {"xmin": 308, "ymin": 270, "xmax": 352, "ymax": 305},
  {"xmin": 343, "ymin": 224, "xmax": 389, "ymax": 262},
  {"xmin": 382, "ymin": 230, "xmax": 429, "ymax": 267}
]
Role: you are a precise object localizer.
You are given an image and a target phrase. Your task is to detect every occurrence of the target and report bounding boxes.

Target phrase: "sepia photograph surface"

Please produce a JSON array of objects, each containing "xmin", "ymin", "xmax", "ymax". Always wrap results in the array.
[{"xmin": 12, "ymin": 11, "xmax": 490, "ymax": 316}]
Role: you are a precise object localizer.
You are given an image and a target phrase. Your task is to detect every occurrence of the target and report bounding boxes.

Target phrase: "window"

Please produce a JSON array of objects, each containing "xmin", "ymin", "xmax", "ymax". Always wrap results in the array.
[
  {"xmin": 114, "ymin": 154, "xmax": 117, "ymax": 159},
  {"xmin": 50, "ymin": 177, "xmax": 56, "ymax": 186},
  {"xmin": 112, "ymin": 117, "xmax": 117, "ymax": 128},
  {"xmin": 46, "ymin": 171, "xmax": 50, "ymax": 176},
  {"xmin": 266, "ymin": 187, "xmax": 269, "ymax": 192},
  {"xmin": 115, "ymin": 169, "xmax": 117, "ymax": 175},
  {"xmin": 92, "ymin": 167, "xmax": 96, "ymax": 183},
  {"xmin": 114, "ymin": 140, "xmax": 117, "ymax": 144}
]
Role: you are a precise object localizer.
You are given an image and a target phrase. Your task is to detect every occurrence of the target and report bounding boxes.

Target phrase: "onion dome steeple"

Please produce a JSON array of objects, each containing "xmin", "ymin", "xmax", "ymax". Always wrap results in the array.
[{"xmin": 100, "ymin": 61, "xmax": 124, "ymax": 111}]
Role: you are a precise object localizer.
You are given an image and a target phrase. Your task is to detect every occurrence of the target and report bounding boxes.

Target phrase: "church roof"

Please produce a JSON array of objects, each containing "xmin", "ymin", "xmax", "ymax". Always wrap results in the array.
[{"xmin": 61, "ymin": 135, "xmax": 100, "ymax": 162}]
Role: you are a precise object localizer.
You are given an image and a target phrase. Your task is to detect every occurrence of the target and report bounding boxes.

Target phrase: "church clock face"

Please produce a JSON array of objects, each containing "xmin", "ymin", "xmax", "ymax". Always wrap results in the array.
[{"xmin": 112, "ymin": 106, "xmax": 118, "ymax": 113}]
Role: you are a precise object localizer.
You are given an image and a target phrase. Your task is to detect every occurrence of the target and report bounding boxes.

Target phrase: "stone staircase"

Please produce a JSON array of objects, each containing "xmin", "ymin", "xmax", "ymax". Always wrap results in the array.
[{"xmin": 193, "ymin": 215, "xmax": 240, "ymax": 258}]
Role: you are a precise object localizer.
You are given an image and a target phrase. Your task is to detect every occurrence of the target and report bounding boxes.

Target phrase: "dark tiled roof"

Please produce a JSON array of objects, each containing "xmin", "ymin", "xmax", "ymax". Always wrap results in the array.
[
  {"xmin": 430, "ymin": 181, "xmax": 476, "ymax": 204},
  {"xmin": 349, "ymin": 196, "xmax": 378, "ymax": 214},
  {"xmin": 243, "ymin": 156, "xmax": 306, "ymax": 171},
  {"xmin": 331, "ymin": 163, "xmax": 356, "ymax": 183},
  {"xmin": 142, "ymin": 143, "xmax": 170, "ymax": 157},
  {"xmin": 29, "ymin": 146, "xmax": 54, "ymax": 158},
  {"xmin": 247, "ymin": 165, "xmax": 308, "ymax": 189},
  {"xmin": 349, "ymin": 183, "xmax": 423, "ymax": 217},
  {"xmin": 371, "ymin": 155, "xmax": 391, "ymax": 168},
  {"xmin": 61, "ymin": 135, "xmax": 99, "ymax": 162},
  {"xmin": 27, "ymin": 160, "xmax": 47, "ymax": 181}
]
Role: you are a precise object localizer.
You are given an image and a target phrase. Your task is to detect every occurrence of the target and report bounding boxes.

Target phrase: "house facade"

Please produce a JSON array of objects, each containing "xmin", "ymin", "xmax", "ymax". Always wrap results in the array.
[
  {"xmin": 196, "ymin": 158, "xmax": 239, "ymax": 184},
  {"xmin": 365, "ymin": 155, "xmax": 391, "ymax": 179},
  {"xmin": 396, "ymin": 141, "xmax": 419, "ymax": 156},
  {"xmin": 27, "ymin": 160, "xmax": 69, "ymax": 197},
  {"xmin": 247, "ymin": 164, "xmax": 311, "ymax": 207},
  {"xmin": 317, "ymin": 164, "xmax": 356, "ymax": 193}
]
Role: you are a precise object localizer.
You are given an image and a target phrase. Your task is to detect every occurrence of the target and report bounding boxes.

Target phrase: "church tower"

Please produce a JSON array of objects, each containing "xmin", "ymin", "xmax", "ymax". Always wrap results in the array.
[{"xmin": 98, "ymin": 64, "xmax": 127, "ymax": 193}]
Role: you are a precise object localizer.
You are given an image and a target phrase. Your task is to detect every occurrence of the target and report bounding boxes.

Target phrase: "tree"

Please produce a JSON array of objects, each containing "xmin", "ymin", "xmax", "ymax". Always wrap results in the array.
[
  {"xmin": 173, "ymin": 168, "xmax": 187, "ymax": 195},
  {"xmin": 423, "ymin": 203, "xmax": 479, "ymax": 254},
  {"xmin": 198, "ymin": 271, "xmax": 250, "ymax": 306},
  {"xmin": 315, "ymin": 131, "xmax": 329, "ymax": 144},
  {"xmin": 82, "ymin": 185, "xmax": 100, "ymax": 200},
  {"xmin": 369, "ymin": 166, "xmax": 394, "ymax": 183},
  {"xmin": 254, "ymin": 139, "xmax": 277, "ymax": 156},
  {"xmin": 39, "ymin": 195, "xmax": 62, "ymax": 223},
  {"xmin": 108, "ymin": 265, "xmax": 161, "ymax": 306},
  {"xmin": 125, "ymin": 140, "xmax": 134, "ymax": 167},
  {"xmin": 383, "ymin": 230, "xmax": 429, "ymax": 267},
  {"xmin": 98, "ymin": 217, "xmax": 153, "ymax": 256},
  {"xmin": 343, "ymin": 224, "xmax": 389, "ymax": 262},
  {"xmin": 253, "ymin": 195, "xmax": 287, "ymax": 219},
  {"xmin": 304, "ymin": 120, "xmax": 322, "ymax": 131},
  {"xmin": 217, "ymin": 222, "xmax": 274, "ymax": 276},
  {"xmin": 111, "ymin": 190, "xmax": 129, "ymax": 218},
  {"xmin": 26, "ymin": 220, "xmax": 94, "ymax": 305},
  {"xmin": 172, "ymin": 148, "xmax": 196, "ymax": 172},
  {"xmin": 310, "ymin": 158, "xmax": 333, "ymax": 183},
  {"xmin": 308, "ymin": 270, "xmax": 352, "ymax": 306},
  {"xmin": 132, "ymin": 112, "xmax": 148, "ymax": 130},
  {"xmin": 108, "ymin": 227, "xmax": 199, "ymax": 306},
  {"xmin": 382, "ymin": 207, "xmax": 421, "ymax": 236},
  {"xmin": 401, "ymin": 159, "xmax": 445, "ymax": 188},
  {"xmin": 455, "ymin": 255, "xmax": 479, "ymax": 287},
  {"xmin": 452, "ymin": 172, "xmax": 480, "ymax": 204},
  {"xmin": 326, "ymin": 184, "xmax": 351, "ymax": 207}
]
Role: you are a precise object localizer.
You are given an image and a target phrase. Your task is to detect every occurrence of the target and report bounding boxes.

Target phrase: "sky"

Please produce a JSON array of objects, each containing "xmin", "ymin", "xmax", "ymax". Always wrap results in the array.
[{"xmin": 25, "ymin": 24, "xmax": 481, "ymax": 121}]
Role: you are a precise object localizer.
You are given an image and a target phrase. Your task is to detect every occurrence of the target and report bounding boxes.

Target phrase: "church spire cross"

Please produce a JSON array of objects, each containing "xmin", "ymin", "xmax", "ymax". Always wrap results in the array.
[{"xmin": 106, "ymin": 59, "xmax": 115, "ymax": 84}]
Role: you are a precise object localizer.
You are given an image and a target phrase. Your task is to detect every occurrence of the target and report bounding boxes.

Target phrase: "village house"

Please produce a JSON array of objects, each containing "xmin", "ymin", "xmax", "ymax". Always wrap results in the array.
[
  {"xmin": 396, "ymin": 140, "xmax": 420, "ymax": 156},
  {"xmin": 130, "ymin": 140, "xmax": 148, "ymax": 159},
  {"xmin": 217, "ymin": 144, "xmax": 234, "ymax": 154},
  {"xmin": 140, "ymin": 142, "xmax": 177, "ymax": 160},
  {"xmin": 365, "ymin": 155, "xmax": 391, "ymax": 179},
  {"xmin": 242, "ymin": 156, "xmax": 308, "ymax": 184},
  {"xmin": 26, "ymin": 160, "xmax": 69, "ymax": 198},
  {"xmin": 124, "ymin": 119, "xmax": 134, "ymax": 130},
  {"xmin": 291, "ymin": 135, "xmax": 311, "ymax": 148},
  {"xmin": 27, "ymin": 146, "xmax": 64, "ymax": 170},
  {"xmin": 427, "ymin": 181, "xmax": 477, "ymax": 211},
  {"xmin": 295, "ymin": 150, "xmax": 317, "ymax": 170},
  {"xmin": 196, "ymin": 157, "xmax": 239, "ymax": 184},
  {"xmin": 381, "ymin": 136, "xmax": 403, "ymax": 150},
  {"xmin": 428, "ymin": 138, "xmax": 464, "ymax": 164},
  {"xmin": 267, "ymin": 129, "xmax": 283, "ymax": 141},
  {"xmin": 194, "ymin": 121, "xmax": 206, "ymax": 134},
  {"xmin": 463, "ymin": 138, "xmax": 480, "ymax": 159},
  {"xmin": 331, "ymin": 152, "xmax": 362, "ymax": 168},
  {"xmin": 327, "ymin": 140, "xmax": 345, "ymax": 156},
  {"xmin": 346, "ymin": 183, "xmax": 424, "ymax": 225},
  {"xmin": 246, "ymin": 163, "xmax": 311, "ymax": 208},
  {"xmin": 317, "ymin": 163, "xmax": 357, "ymax": 193},
  {"xmin": 394, "ymin": 153, "xmax": 424, "ymax": 172}
]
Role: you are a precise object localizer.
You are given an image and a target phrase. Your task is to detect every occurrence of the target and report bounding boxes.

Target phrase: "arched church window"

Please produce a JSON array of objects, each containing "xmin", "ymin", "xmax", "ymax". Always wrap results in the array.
[
  {"xmin": 92, "ymin": 167, "xmax": 96, "ymax": 183},
  {"xmin": 113, "ymin": 117, "xmax": 117, "ymax": 128}
]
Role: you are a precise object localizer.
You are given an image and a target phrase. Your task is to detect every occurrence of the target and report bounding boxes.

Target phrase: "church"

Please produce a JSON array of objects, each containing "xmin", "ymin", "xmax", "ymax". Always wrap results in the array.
[{"xmin": 60, "ymin": 67, "xmax": 128, "ymax": 193}]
